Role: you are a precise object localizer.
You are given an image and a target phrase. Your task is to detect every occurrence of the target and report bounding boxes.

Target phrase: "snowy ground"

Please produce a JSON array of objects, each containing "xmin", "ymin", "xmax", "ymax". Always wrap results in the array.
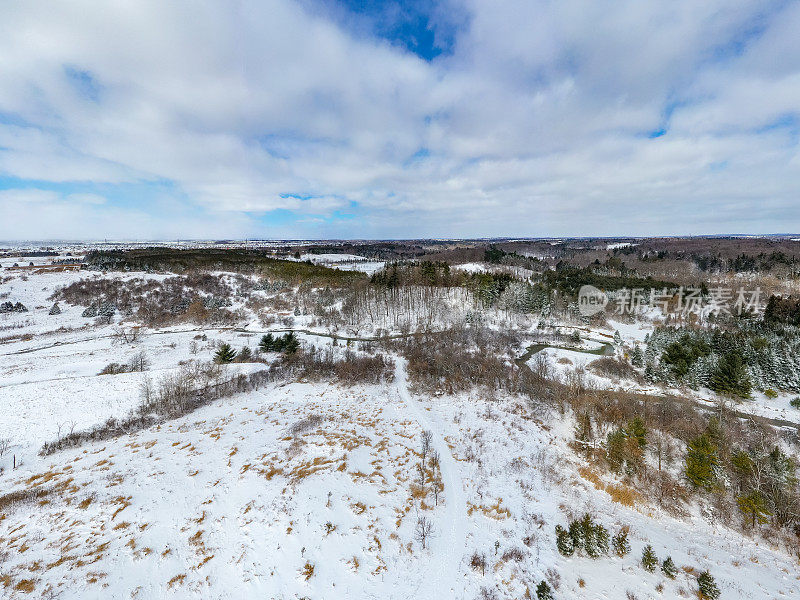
[
  {"xmin": 1, "ymin": 361, "xmax": 796, "ymax": 599},
  {"xmin": 298, "ymin": 253, "xmax": 386, "ymax": 275},
  {"xmin": 2, "ymin": 266, "xmax": 799, "ymax": 599}
]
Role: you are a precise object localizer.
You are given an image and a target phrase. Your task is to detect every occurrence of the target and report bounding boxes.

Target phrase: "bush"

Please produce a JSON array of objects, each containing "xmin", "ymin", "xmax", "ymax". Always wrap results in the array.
[
  {"xmin": 469, "ymin": 551, "xmax": 487, "ymax": 575},
  {"xmin": 589, "ymin": 357, "xmax": 641, "ymax": 382},
  {"xmin": 764, "ymin": 388, "xmax": 778, "ymax": 399},
  {"xmin": 790, "ymin": 397, "xmax": 800, "ymax": 409},
  {"xmin": 641, "ymin": 545, "xmax": 657, "ymax": 572},
  {"xmin": 99, "ymin": 362, "xmax": 128, "ymax": 375},
  {"xmin": 269, "ymin": 348, "xmax": 394, "ymax": 386}
]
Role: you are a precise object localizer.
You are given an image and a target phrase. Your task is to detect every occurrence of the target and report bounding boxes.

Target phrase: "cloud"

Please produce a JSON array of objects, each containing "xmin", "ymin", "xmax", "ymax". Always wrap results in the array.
[{"xmin": 0, "ymin": 0, "xmax": 798, "ymax": 239}]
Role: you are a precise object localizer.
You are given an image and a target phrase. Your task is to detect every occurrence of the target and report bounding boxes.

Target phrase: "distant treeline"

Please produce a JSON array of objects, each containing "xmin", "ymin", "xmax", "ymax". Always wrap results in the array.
[{"xmin": 85, "ymin": 248, "xmax": 366, "ymax": 286}]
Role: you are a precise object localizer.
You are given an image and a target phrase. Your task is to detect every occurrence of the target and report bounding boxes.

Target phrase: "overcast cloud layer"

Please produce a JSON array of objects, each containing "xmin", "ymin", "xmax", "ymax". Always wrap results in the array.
[{"xmin": 1, "ymin": 0, "xmax": 799, "ymax": 240}]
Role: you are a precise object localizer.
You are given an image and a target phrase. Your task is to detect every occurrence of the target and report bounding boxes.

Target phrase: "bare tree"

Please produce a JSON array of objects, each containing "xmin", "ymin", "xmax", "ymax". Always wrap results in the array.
[
  {"xmin": 420, "ymin": 430, "xmax": 433, "ymax": 465},
  {"xmin": 417, "ymin": 461, "xmax": 427, "ymax": 489},
  {"xmin": 414, "ymin": 515, "xmax": 434, "ymax": 550},
  {"xmin": 128, "ymin": 350, "xmax": 150, "ymax": 372},
  {"xmin": 0, "ymin": 437, "xmax": 10, "ymax": 457},
  {"xmin": 430, "ymin": 451, "xmax": 441, "ymax": 505}
]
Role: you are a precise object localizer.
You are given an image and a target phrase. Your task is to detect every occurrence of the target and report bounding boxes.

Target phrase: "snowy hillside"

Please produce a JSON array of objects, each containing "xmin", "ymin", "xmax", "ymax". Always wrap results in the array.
[{"xmin": 1, "ymin": 255, "xmax": 799, "ymax": 599}]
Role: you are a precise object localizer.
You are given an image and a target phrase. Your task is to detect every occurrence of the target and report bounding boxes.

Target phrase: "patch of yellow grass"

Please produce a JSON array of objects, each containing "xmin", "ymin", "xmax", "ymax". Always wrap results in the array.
[
  {"xmin": 578, "ymin": 466, "xmax": 639, "ymax": 507},
  {"xmin": 15, "ymin": 579, "xmax": 35, "ymax": 593},
  {"xmin": 467, "ymin": 498, "xmax": 511, "ymax": 520}
]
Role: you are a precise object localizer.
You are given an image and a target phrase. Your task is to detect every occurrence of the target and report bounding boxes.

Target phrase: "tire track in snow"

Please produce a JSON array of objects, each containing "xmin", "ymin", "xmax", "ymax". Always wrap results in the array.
[{"xmin": 393, "ymin": 357, "xmax": 468, "ymax": 597}]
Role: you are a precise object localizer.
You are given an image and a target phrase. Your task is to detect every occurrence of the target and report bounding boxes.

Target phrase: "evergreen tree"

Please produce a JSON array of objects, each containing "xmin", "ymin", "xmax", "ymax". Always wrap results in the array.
[
  {"xmin": 535, "ymin": 580, "xmax": 554, "ymax": 600},
  {"xmin": 606, "ymin": 417, "xmax": 647, "ymax": 474},
  {"xmin": 641, "ymin": 545, "xmax": 657, "ymax": 572},
  {"xmin": 258, "ymin": 333, "xmax": 275, "ymax": 353},
  {"xmin": 236, "ymin": 346, "xmax": 252, "ymax": 362},
  {"xmin": 574, "ymin": 411, "xmax": 594, "ymax": 451},
  {"xmin": 272, "ymin": 335, "xmax": 286, "ymax": 352},
  {"xmin": 736, "ymin": 490, "xmax": 771, "ymax": 528},
  {"xmin": 612, "ymin": 527, "xmax": 631, "ymax": 557},
  {"xmin": 283, "ymin": 331, "xmax": 300, "ymax": 354},
  {"xmin": 631, "ymin": 345, "xmax": 644, "ymax": 367},
  {"xmin": 697, "ymin": 570, "xmax": 720, "ymax": 600},
  {"xmin": 49, "ymin": 302, "xmax": 61, "ymax": 315},
  {"xmin": 614, "ymin": 330, "xmax": 622, "ymax": 345},
  {"xmin": 214, "ymin": 343, "xmax": 236, "ymax": 364},
  {"xmin": 685, "ymin": 434, "xmax": 719, "ymax": 489},
  {"xmin": 710, "ymin": 351, "xmax": 751, "ymax": 398},
  {"xmin": 555, "ymin": 525, "xmax": 574, "ymax": 556},
  {"xmin": 557, "ymin": 514, "xmax": 609, "ymax": 558},
  {"xmin": 661, "ymin": 556, "xmax": 677, "ymax": 579}
]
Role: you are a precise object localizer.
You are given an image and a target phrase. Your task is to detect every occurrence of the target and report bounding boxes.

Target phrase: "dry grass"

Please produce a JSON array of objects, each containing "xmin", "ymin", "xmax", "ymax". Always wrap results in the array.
[
  {"xmin": 467, "ymin": 499, "xmax": 511, "ymax": 520},
  {"xmin": 578, "ymin": 467, "xmax": 639, "ymax": 507},
  {"xmin": 15, "ymin": 579, "xmax": 36, "ymax": 593}
]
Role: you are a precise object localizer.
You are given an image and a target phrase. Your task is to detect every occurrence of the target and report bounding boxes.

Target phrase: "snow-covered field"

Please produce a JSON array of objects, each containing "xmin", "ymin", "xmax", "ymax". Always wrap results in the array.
[
  {"xmin": 1, "ymin": 263, "xmax": 799, "ymax": 599},
  {"xmin": 1, "ymin": 361, "xmax": 795, "ymax": 598}
]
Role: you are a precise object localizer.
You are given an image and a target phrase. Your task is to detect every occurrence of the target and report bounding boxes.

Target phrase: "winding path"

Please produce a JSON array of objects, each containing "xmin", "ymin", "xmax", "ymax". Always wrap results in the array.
[{"xmin": 393, "ymin": 357, "xmax": 468, "ymax": 597}]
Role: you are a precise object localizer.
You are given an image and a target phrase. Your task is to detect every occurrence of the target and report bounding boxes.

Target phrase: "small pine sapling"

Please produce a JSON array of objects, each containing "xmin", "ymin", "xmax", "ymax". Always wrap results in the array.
[
  {"xmin": 536, "ymin": 580, "xmax": 554, "ymax": 600},
  {"xmin": 697, "ymin": 570, "xmax": 720, "ymax": 600},
  {"xmin": 641, "ymin": 545, "xmax": 657, "ymax": 572},
  {"xmin": 214, "ymin": 343, "xmax": 236, "ymax": 364},
  {"xmin": 612, "ymin": 526, "xmax": 631, "ymax": 557},
  {"xmin": 661, "ymin": 556, "xmax": 677, "ymax": 579}
]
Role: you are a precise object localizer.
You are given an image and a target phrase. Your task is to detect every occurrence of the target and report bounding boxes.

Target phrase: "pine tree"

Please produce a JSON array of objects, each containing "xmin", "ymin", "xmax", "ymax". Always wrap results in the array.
[
  {"xmin": 49, "ymin": 302, "xmax": 61, "ymax": 315},
  {"xmin": 272, "ymin": 335, "xmax": 286, "ymax": 352},
  {"xmin": 214, "ymin": 343, "xmax": 236, "ymax": 364},
  {"xmin": 614, "ymin": 330, "xmax": 622, "ymax": 345},
  {"xmin": 631, "ymin": 345, "xmax": 644, "ymax": 367},
  {"xmin": 612, "ymin": 527, "xmax": 631, "ymax": 557},
  {"xmin": 710, "ymin": 351, "xmax": 751, "ymax": 398},
  {"xmin": 685, "ymin": 434, "xmax": 718, "ymax": 489},
  {"xmin": 661, "ymin": 556, "xmax": 677, "ymax": 579},
  {"xmin": 574, "ymin": 411, "xmax": 594, "ymax": 452},
  {"xmin": 558, "ymin": 514, "xmax": 608, "ymax": 558},
  {"xmin": 259, "ymin": 333, "xmax": 275, "ymax": 353},
  {"xmin": 555, "ymin": 525, "xmax": 574, "ymax": 556},
  {"xmin": 736, "ymin": 490, "xmax": 771, "ymax": 528},
  {"xmin": 641, "ymin": 545, "xmax": 657, "ymax": 572},
  {"xmin": 237, "ymin": 346, "xmax": 252, "ymax": 362},
  {"xmin": 283, "ymin": 332, "xmax": 300, "ymax": 354},
  {"xmin": 697, "ymin": 570, "xmax": 720, "ymax": 600},
  {"xmin": 535, "ymin": 580, "xmax": 554, "ymax": 600}
]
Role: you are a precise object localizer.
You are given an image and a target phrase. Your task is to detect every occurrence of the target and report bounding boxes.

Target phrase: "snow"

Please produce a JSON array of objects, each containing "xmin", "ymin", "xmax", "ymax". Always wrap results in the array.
[
  {"xmin": 299, "ymin": 253, "xmax": 386, "ymax": 275},
  {"xmin": 1, "ymin": 265, "xmax": 798, "ymax": 599}
]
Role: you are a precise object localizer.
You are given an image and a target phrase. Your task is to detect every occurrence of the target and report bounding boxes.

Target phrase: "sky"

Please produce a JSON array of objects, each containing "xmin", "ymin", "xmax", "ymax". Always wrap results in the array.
[{"xmin": 0, "ymin": 0, "xmax": 799, "ymax": 240}]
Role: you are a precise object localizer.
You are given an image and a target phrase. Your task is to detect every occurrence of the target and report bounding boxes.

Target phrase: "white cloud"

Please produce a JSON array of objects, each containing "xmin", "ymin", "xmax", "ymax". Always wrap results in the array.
[{"xmin": 0, "ymin": 0, "xmax": 798, "ymax": 239}]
